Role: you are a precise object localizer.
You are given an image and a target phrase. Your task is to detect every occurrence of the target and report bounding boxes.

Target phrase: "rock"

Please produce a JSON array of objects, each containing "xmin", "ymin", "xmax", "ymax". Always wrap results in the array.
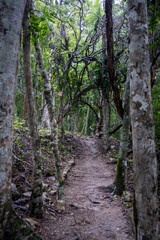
[
  {"xmin": 11, "ymin": 183, "xmax": 20, "ymax": 200},
  {"xmin": 24, "ymin": 217, "xmax": 38, "ymax": 229},
  {"xmin": 110, "ymin": 145, "xmax": 115, "ymax": 149},
  {"xmin": 89, "ymin": 196, "xmax": 101, "ymax": 204},
  {"xmin": 57, "ymin": 200, "xmax": 65, "ymax": 211},
  {"xmin": 4, "ymin": 212, "xmax": 42, "ymax": 240},
  {"xmin": 122, "ymin": 191, "xmax": 132, "ymax": 202},
  {"xmin": 47, "ymin": 176, "xmax": 56, "ymax": 181},
  {"xmin": 23, "ymin": 191, "xmax": 31, "ymax": 198},
  {"xmin": 50, "ymin": 190, "xmax": 57, "ymax": 195},
  {"xmin": 109, "ymin": 158, "xmax": 117, "ymax": 164},
  {"xmin": 42, "ymin": 182, "xmax": 49, "ymax": 192}
]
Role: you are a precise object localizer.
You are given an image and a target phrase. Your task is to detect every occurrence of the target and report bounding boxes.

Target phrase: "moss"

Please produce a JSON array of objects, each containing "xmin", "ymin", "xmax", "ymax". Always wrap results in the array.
[
  {"xmin": 12, "ymin": 218, "xmax": 23, "ymax": 228},
  {"xmin": 23, "ymin": 226, "xmax": 32, "ymax": 235},
  {"xmin": 115, "ymin": 156, "xmax": 125, "ymax": 195}
]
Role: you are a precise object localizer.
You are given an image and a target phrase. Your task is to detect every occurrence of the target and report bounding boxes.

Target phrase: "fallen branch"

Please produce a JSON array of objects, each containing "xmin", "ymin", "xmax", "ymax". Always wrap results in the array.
[
  {"xmin": 109, "ymin": 123, "xmax": 123, "ymax": 135},
  {"xmin": 12, "ymin": 153, "xmax": 32, "ymax": 166}
]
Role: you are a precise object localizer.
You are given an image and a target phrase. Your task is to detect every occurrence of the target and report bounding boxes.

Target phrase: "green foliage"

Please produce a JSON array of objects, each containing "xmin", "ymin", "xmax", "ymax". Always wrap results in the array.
[
  {"xmin": 152, "ymin": 70, "xmax": 160, "ymax": 150},
  {"xmin": 14, "ymin": 120, "xmax": 27, "ymax": 131},
  {"xmin": 29, "ymin": 14, "xmax": 50, "ymax": 40}
]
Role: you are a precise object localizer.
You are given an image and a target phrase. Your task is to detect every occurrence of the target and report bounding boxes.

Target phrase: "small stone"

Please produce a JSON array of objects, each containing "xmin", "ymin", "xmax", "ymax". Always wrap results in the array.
[
  {"xmin": 122, "ymin": 191, "xmax": 132, "ymax": 202},
  {"xmin": 42, "ymin": 182, "xmax": 49, "ymax": 191},
  {"xmin": 23, "ymin": 191, "xmax": 31, "ymax": 197},
  {"xmin": 50, "ymin": 190, "xmax": 57, "ymax": 195},
  {"xmin": 48, "ymin": 176, "xmax": 55, "ymax": 181},
  {"xmin": 11, "ymin": 183, "xmax": 20, "ymax": 200},
  {"xmin": 57, "ymin": 200, "xmax": 65, "ymax": 211},
  {"xmin": 24, "ymin": 217, "xmax": 37, "ymax": 229},
  {"xmin": 111, "ymin": 145, "xmax": 115, "ymax": 149}
]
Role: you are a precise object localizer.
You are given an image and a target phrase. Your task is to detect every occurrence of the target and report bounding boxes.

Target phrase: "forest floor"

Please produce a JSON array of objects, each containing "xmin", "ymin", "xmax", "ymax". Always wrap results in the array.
[{"xmin": 34, "ymin": 135, "xmax": 134, "ymax": 240}]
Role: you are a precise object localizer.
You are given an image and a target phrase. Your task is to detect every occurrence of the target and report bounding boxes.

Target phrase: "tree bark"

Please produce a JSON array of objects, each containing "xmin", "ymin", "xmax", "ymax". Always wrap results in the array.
[
  {"xmin": 34, "ymin": 34, "xmax": 65, "ymax": 209},
  {"xmin": 128, "ymin": 0, "xmax": 158, "ymax": 239},
  {"xmin": 23, "ymin": 0, "xmax": 43, "ymax": 218},
  {"xmin": 115, "ymin": 73, "xmax": 130, "ymax": 195},
  {"xmin": 70, "ymin": 107, "xmax": 74, "ymax": 137},
  {"xmin": 102, "ymin": 16, "xmax": 109, "ymax": 151},
  {"xmin": 0, "ymin": 0, "xmax": 26, "ymax": 238},
  {"xmin": 58, "ymin": 93, "xmax": 64, "ymax": 140},
  {"xmin": 84, "ymin": 104, "xmax": 90, "ymax": 136},
  {"xmin": 96, "ymin": 105, "xmax": 103, "ymax": 136},
  {"xmin": 103, "ymin": 92, "xmax": 109, "ymax": 150},
  {"xmin": 105, "ymin": 0, "xmax": 123, "ymax": 119},
  {"xmin": 41, "ymin": 103, "xmax": 51, "ymax": 129},
  {"xmin": 23, "ymin": 92, "xmax": 27, "ymax": 120}
]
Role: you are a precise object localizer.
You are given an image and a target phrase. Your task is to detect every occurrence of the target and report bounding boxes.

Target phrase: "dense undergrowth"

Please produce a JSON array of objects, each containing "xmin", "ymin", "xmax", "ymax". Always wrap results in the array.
[{"xmin": 12, "ymin": 121, "xmax": 76, "ymax": 212}]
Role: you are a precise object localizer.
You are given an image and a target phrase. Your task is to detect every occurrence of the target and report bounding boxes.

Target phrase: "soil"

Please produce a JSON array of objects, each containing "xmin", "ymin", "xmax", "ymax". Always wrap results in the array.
[{"xmin": 35, "ymin": 135, "xmax": 134, "ymax": 240}]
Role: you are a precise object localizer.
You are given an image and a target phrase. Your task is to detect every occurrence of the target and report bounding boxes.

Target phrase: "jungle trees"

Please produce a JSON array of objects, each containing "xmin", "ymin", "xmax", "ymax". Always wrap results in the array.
[{"xmin": 23, "ymin": 0, "xmax": 43, "ymax": 217}]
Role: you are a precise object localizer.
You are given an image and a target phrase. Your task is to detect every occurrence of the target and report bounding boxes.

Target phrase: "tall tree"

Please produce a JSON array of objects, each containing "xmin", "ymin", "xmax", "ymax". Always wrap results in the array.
[
  {"xmin": 23, "ymin": 0, "xmax": 43, "ymax": 217},
  {"xmin": 0, "ymin": 0, "xmax": 26, "ymax": 238},
  {"xmin": 115, "ymin": 72, "xmax": 130, "ymax": 195},
  {"xmin": 105, "ymin": 0, "xmax": 123, "ymax": 119},
  {"xmin": 128, "ymin": 0, "xmax": 158, "ymax": 239},
  {"xmin": 102, "ymin": 16, "xmax": 109, "ymax": 151},
  {"xmin": 34, "ymin": 34, "xmax": 65, "ymax": 210}
]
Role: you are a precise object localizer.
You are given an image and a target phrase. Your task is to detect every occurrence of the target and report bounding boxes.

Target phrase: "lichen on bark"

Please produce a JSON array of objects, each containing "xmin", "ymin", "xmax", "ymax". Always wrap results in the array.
[
  {"xmin": 128, "ymin": 0, "xmax": 158, "ymax": 239},
  {"xmin": 23, "ymin": 0, "xmax": 43, "ymax": 218},
  {"xmin": 0, "ymin": 0, "xmax": 26, "ymax": 238}
]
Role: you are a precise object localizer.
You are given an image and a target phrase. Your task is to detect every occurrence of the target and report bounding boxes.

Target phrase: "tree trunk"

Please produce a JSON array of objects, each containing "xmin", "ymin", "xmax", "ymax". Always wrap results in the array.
[
  {"xmin": 74, "ymin": 110, "xmax": 79, "ymax": 133},
  {"xmin": 96, "ymin": 105, "xmax": 103, "ymax": 136},
  {"xmin": 102, "ymin": 16, "xmax": 109, "ymax": 151},
  {"xmin": 84, "ymin": 105, "xmax": 90, "ymax": 136},
  {"xmin": 128, "ymin": 0, "xmax": 158, "ymax": 239},
  {"xmin": 23, "ymin": 0, "xmax": 43, "ymax": 218},
  {"xmin": 23, "ymin": 92, "xmax": 27, "ymax": 120},
  {"xmin": 58, "ymin": 92, "xmax": 64, "ymax": 140},
  {"xmin": 34, "ymin": 34, "xmax": 65, "ymax": 210},
  {"xmin": 35, "ymin": 61, "xmax": 40, "ymax": 119},
  {"xmin": 103, "ymin": 92, "xmax": 109, "ymax": 151},
  {"xmin": 0, "ymin": 0, "xmax": 26, "ymax": 238},
  {"xmin": 105, "ymin": 0, "xmax": 123, "ymax": 119},
  {"xmin": 70, "ymin": 107, "xmax": 74, "ymax": 137},
  {"xmin": 41, "ymin": 103, "xmax": 51, "ymax": 129},
  {"xmin": 115, "ymin": 73, "xmax": 130, "ymax": 195}
]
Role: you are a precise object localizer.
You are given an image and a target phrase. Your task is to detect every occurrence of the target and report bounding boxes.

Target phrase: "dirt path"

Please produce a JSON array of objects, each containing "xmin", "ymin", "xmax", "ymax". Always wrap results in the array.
[{"xmin": 38, "ymin": 136, "xmax": 134, "ymax": 240}]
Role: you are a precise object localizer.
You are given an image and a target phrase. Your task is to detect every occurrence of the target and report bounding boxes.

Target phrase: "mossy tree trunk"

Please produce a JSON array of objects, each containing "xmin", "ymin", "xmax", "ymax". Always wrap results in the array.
[
  {"xmin": 84, "ymin": 104, "xmax": 90, "ymax": 136},
  {"xmin": 0, "ymin": 0, "xmax": 26, "ymax": 238},
  {"xmin": 105, "ymin": 0, "xmax": 123, "ymax": 119},
  {"xmin": 34, "ymin": 33, "xmax": 65, "ymax": 209},
  {"xmin": 115, "ymin": 73, "xmax": 130, "ymax": 195},
  {"xmin": 23, "ymin": 0, "xmax": 43, "ymax": 218},
  {"xmin": 102, "ymin": 16, "xmax": 109, "ymax": 151},
  {"xmin": 128, "ymin": 0, "xmax": 158, "ymax": 238},
  {"xmin": 103, "ymin": 91, "xmax": 109, "ymax": 151}
]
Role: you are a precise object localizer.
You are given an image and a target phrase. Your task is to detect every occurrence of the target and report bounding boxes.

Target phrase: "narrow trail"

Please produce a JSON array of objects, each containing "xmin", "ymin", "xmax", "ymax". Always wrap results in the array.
[{"xmin": 39, "ymin": 136, "xmax": 134, "ymax": 240}]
